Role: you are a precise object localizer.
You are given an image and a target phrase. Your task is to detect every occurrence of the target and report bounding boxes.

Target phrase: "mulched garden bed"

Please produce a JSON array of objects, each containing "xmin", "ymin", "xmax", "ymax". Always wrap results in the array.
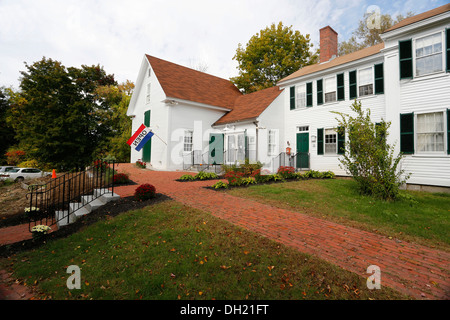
[{"xmin": 0, "ymin": 193, "xmax": 171, "ymax": 257}]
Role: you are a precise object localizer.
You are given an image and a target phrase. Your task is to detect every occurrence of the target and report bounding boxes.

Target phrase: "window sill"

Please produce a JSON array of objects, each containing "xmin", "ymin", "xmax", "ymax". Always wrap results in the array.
[
  {"xmin": 410, "ymin": 153, "xmax": 449, "ymax": 158},
  {"xmin": 403, "ymin": 71, "xmax": 449, "ymax": 83}
]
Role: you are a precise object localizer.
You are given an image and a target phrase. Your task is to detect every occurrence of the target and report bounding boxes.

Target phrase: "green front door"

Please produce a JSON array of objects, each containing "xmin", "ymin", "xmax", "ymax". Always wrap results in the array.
[
  {"xmin": 209, "ymin": 133, "xmax": 224, "ymax": 165},
  {"xmin": 142, "ymin": 110, "xmax": 152, "ymax": 163},
  {"xmin": 296, "ymin": 132, "xmax": 309, "ymax": 169}
]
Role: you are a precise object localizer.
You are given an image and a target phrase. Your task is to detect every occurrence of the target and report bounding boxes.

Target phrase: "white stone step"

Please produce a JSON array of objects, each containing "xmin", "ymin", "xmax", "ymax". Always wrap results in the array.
[{"xmin": 55, "ymin": 210, "xmax": 76, "ymax": 227}]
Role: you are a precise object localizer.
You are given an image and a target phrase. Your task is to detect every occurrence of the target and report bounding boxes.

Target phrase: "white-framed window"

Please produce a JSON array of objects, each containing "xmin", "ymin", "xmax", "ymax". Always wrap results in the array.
[
  {"xmin": 414, "ymin": 32, "xmax": 443, "ymax": 77},
  {"xmin": 298, "ymin": 126, "xmax": 309, "ymax": 132},
  {"xmin": 296, "ymin": 84, "xmax": 306, "ymax": 109},
  {"xmin": 416, "ymin": 112, "xmax": 445, "ymax": 153},
  {"xmin": 268, "ymin": 130, "xmax": 277, "ymax": 155},
  {"xmin": 324, "ymin": 76, "xmax": 336, "ymax": 103},
  {"xmin": 148, "ymin": 68, "xmax": 152, "ymax": 77},
  {"xmin": 146, "ymin": 83, "xmax": 151, "ymax": 104},
  {"xmin": 183, "ymin": 130, "xmax": 193, "ymax": 152},
  {"xmin": 324, "ymin": 128, "xmax": 337, "ymax": 154},
  {"xmin": 358, "ymin": 67, "xmax": 373, "ymax": 97}
]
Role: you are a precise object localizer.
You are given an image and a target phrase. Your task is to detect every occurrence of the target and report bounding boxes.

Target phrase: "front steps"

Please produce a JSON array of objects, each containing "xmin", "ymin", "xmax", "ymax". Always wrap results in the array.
[{"xmin": 56, "ymin": 189, "xmax": 120, "ymax": 228}]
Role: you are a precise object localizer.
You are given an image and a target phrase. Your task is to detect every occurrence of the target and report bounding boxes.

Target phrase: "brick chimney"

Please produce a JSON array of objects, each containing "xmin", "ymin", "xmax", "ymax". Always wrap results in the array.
[{"xmin": 319, "ymin": 26, "xmax": 338, "ymax": 63}]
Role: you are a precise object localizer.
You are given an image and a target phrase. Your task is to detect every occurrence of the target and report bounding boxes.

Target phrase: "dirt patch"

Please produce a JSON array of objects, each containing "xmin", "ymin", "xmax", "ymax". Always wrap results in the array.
[{"xmin": 0, "ymin": 176, "xmax": 54, "ymax": 219}]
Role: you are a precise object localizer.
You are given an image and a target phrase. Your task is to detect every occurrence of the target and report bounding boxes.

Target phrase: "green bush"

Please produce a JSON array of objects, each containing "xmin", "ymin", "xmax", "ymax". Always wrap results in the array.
[
  {"xmin": 211, "ymin": 181, "xmax": 228, "ymax": 189},
  {"xmin": 241, "ymin": 177, "xmax": 256, "ymax": 186},
  {"xmin": 333, "ymin": 100, "xmax": 409, "ymax": 200},
  {"xmin": 195, "ymin": 171, "xmax": 219, "ymax": 180},
  {"xmin": 180, "ymin": 174, "xmax": 195, "ymax": 181}
]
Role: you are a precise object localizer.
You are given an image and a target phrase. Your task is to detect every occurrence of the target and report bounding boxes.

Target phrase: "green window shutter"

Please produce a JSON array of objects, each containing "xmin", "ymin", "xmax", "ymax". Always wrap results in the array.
[
  {"xmin": 400, "ymin": 113, "xmax": 414, "ymax": 154},
  {"xmin": 337, "ymin": 73, "xmax": 345, "ymax": 101},
  {"xmin": 399, "ymin": 39, "xmax": 413, "ymax": 79},
  {"xmin": 374, "ymin": 63, "xmax": 384, "ymax": 94},
  {"xmin": 306, "ymin": 82, "xmax": 313, "ymax": 107},
  {"xmin": 446, "ymin": 29, "xmax": 450, "ymax": 73},
  {"xmin": 317, "ymin": 128, "xmax": 324, "ymax": 155},
  {"xmin": 290, "ymin": 86, "xmax": 295, "ymax": 110},
  {"xmin": 447, "ymin": 109, "xmax": 450, "ymax": 154},
  {"xmin": 337, "ymin": 127, "xmax": 345, "ymax": 154},
  {"xmin": 349, "ymin": 70, "xmax": 357, "ymax": 99},
  {"xmin": 317, "ymin": 79, "xmax": 323, "ymax": 105}
]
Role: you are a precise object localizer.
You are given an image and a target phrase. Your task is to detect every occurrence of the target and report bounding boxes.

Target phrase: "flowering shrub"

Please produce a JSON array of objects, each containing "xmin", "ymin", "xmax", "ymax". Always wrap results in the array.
[
  {"xmin": 31, "ymin": 225, "xmax": 51, "ymax": 239},
  {"xmin": 136, "ymin": 160, "xmax": 146, "ymax": 169},
  {"xmin": 224, "ymin": 171, "xmax": 245, "ymax": 186},
  {"xmin": 93, "ymin": 160, "xmax": 108, "ymax": 171},
  {"xmin": 277, "ymin": 166, "xmax": 296, "ymax": 179},
  {"xmin": 134, "ymin": 183, "xmax": 156, "ymax": 201},
  {"xmin": 113, "ymin": 173, "xmax": 130, "ymax": 185},
  {"xmin": 5, "ymin": 149, "xmax": 26, "ymax": 165}
]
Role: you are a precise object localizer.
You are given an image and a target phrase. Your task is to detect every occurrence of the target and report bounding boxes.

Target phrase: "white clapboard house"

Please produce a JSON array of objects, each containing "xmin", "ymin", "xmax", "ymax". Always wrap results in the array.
[{"xmin": 127, "ymin": 4, "xmax": 450, "ymax": 188}]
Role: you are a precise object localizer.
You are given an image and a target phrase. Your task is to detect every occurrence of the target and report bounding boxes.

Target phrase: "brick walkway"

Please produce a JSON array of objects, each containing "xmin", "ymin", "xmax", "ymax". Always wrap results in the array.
[
  {"xmin": 112, "ymin": 163, "xmax": 450, "ymax": 300},
  {"xmin": 1, "ymin": 163, "xmax": 449, "ymax": 300}
]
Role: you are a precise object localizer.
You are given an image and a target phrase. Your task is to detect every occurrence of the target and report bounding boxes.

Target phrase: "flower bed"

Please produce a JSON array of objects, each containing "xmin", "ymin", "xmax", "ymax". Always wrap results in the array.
[
  {"xmin": 178, "ymin": 172, "xmax": 220, "ymax": 182},
  {"xmin": 211, "ymin": 169, "xmax": 335, "ymax": 189}
]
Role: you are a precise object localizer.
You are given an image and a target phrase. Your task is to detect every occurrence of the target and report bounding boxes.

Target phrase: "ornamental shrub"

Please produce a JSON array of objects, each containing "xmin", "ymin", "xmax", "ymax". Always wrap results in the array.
[
  {"xmin": 136, "ymin": 160, "xmax": 146, "ymax": 169},
  {"xmin": 194, "ymin": 171, "xmax": 219, "ymax": 180},
  {"xmin": 134, "ymin": 183, "xmax": 156, "ymax": 201},
  {"xmin": 113, "ymin": 173, "xmax": 130, "ymax": 185},
  {"xmin": 224, "ymin": 171, "xmax": 244, "ymax": 186},
  {"xmin": 212, "ymin": 181, "xmax": 228, "ymax": 189},
  {"xmin": 333, "ymin": 100, "xmax": 409, "ymax": 200},
  {"xmin": 277, "ymin": 166, "xmax": 296, "ymax": 179},
  {"xmin": 180, "ymin": 174, "xmax": 195, "ymax": 181},
  {"xmin": 5, "ymin": 148, "xmax": 26, "ymax": 165}
]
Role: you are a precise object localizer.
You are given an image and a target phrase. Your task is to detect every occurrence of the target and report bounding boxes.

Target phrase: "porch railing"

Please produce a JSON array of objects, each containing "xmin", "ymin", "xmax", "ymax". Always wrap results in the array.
[{"xmin": 272, "ymin": 152, "xmax": 310, "ymax": 173}]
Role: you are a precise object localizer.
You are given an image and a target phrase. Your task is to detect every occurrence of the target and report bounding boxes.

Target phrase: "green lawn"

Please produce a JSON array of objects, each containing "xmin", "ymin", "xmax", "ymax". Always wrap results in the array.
[
  {"xmin": 0, "ymin": 200, "xmax": 408, "ymax": 300},
  {"xmin": 227, "ymin": 178, "xmax": 450, "ymax": 250}
]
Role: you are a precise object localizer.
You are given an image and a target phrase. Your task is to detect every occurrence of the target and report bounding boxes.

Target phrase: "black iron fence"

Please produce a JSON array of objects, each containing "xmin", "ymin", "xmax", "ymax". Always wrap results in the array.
[{"xmin": 26, "ymin": 160, "xmax": 116, "ymax": 232}]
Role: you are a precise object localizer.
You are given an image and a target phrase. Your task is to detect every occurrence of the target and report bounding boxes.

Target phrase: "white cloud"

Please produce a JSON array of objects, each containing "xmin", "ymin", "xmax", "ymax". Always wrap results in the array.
[{"xmin": 0, "ymin": 0, "xmax": 447, "ymax": 89}]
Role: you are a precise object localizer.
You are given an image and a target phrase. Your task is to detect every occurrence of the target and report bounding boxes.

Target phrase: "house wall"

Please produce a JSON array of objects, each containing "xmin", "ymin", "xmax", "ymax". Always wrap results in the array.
[
  {"xmin": 167, "ymin": 103, "xmax": 226, "ymax": 171},
  {"xmin": 383, "ymin": 17, "xmax": 450, "ymax": 187},
  {"xmin": 129, "ymin": 59, "xmax": 170, "ymax": 170},
  {"xmin": 280, "ymin": 56, "xmax": 386, "ymax": 175}
]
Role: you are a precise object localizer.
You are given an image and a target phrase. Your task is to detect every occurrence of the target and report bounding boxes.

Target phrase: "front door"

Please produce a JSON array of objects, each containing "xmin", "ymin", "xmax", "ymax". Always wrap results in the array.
[
  {"xmin": 142, "ymin": 110, "xmax": 152, "ymax": 163},
  {"xmin": 296, "ymin": 132, "xmax": 309, "ymax": 169}
]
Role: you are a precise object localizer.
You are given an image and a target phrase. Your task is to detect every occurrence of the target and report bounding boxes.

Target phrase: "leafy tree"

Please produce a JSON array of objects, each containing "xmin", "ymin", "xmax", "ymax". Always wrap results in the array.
[
  {"xmin": 94, "ymin": 80, "xmax": 134, "ymax": 162},
  {"xmin": 231, "ymin": 22, "xmax": 319, "ymax": 93},
  {"xmin": 7, "ymin": 57, "xmax": 116, "ymax": 170},
  {"xmin": 333, "ymin": 101, "xmax": 410, "ymax": 201},
  {"xmin": 0, "ymin": 87, "xmax": 17, "ymax": 164},
  {"xmin": 339, "ymin": 11, "xmax": 414, "ymax": 55}
]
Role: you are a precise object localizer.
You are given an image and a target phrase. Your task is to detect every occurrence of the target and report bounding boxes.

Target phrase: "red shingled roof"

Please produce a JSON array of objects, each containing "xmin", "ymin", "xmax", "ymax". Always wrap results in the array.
[
  {"xmin": 214, "ymin": 86, "xmax": 283, "ymax": 125},
  {"xmin": 383, "ymin": 3, "xmax": 450, "ymax": 33},
  {"xmin": 146, "ymin": 55, "xmax": 242, "ymax": 110}
]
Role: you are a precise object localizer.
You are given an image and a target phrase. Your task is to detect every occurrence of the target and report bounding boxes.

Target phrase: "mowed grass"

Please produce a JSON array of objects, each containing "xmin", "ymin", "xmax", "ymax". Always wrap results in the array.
[
  {"xmin": 0, "ymin": 200, "xmax": 408, "ymax": 300},
  {"xmin": 227, "ymin": 178, "xmax": 450, "ymax": 250}
]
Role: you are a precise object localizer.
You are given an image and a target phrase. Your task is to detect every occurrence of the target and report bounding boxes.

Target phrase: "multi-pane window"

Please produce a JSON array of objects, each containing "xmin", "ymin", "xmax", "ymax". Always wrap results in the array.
[
  {"xmin": 358, "ymin": 67, "xmax": 373, "ymax": 97},
  {"xmin": 415, "ymin": 33, "xmax": 443, "ymax": 76},
  {"xmin": 268, "ymin": 130, "xmax": 277, "ymax": 155},
  {"xmin": 324, "ymin": 77, "xmax": 337, "ymax": 103},
  {"xmin": 184, "ymin": 130, "xmax": 193, "ymax": 152},
  {"xmin": 324, "ymin": 129, "xmax": 337, "ymax": 154},
  {"xmin": 417, "ymin": 112, "xmax": 445, "ymax": 152},
  {"xmin": 296, "ymin": 84, "xmax": 306, "ymax": 109},
  {"xmin": 146, "ymin": 83, "xmax": 151, "ymax": 104}
]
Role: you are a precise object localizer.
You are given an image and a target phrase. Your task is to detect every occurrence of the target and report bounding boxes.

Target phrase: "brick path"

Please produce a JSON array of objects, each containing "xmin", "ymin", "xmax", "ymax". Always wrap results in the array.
[
  {"xmin": 1, "ymin": 163, "xmax": 449, "ymax": 300},
  {"xmin": 113, "ymin": 163, "xmax": 450, "ymax": 300}
]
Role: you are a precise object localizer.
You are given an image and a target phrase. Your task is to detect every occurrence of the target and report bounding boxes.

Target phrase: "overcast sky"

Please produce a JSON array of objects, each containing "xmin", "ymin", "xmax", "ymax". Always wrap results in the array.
[{"xmin": 0, "ymin": 0, "xmax": 447, "ymax": 89}]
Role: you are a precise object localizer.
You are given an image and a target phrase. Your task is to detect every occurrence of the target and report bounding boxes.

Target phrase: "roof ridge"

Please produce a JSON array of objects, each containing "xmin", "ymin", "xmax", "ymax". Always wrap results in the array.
[{"xmin": 145, "ymin": 54, "xmax": 237, "ymax": 84}]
